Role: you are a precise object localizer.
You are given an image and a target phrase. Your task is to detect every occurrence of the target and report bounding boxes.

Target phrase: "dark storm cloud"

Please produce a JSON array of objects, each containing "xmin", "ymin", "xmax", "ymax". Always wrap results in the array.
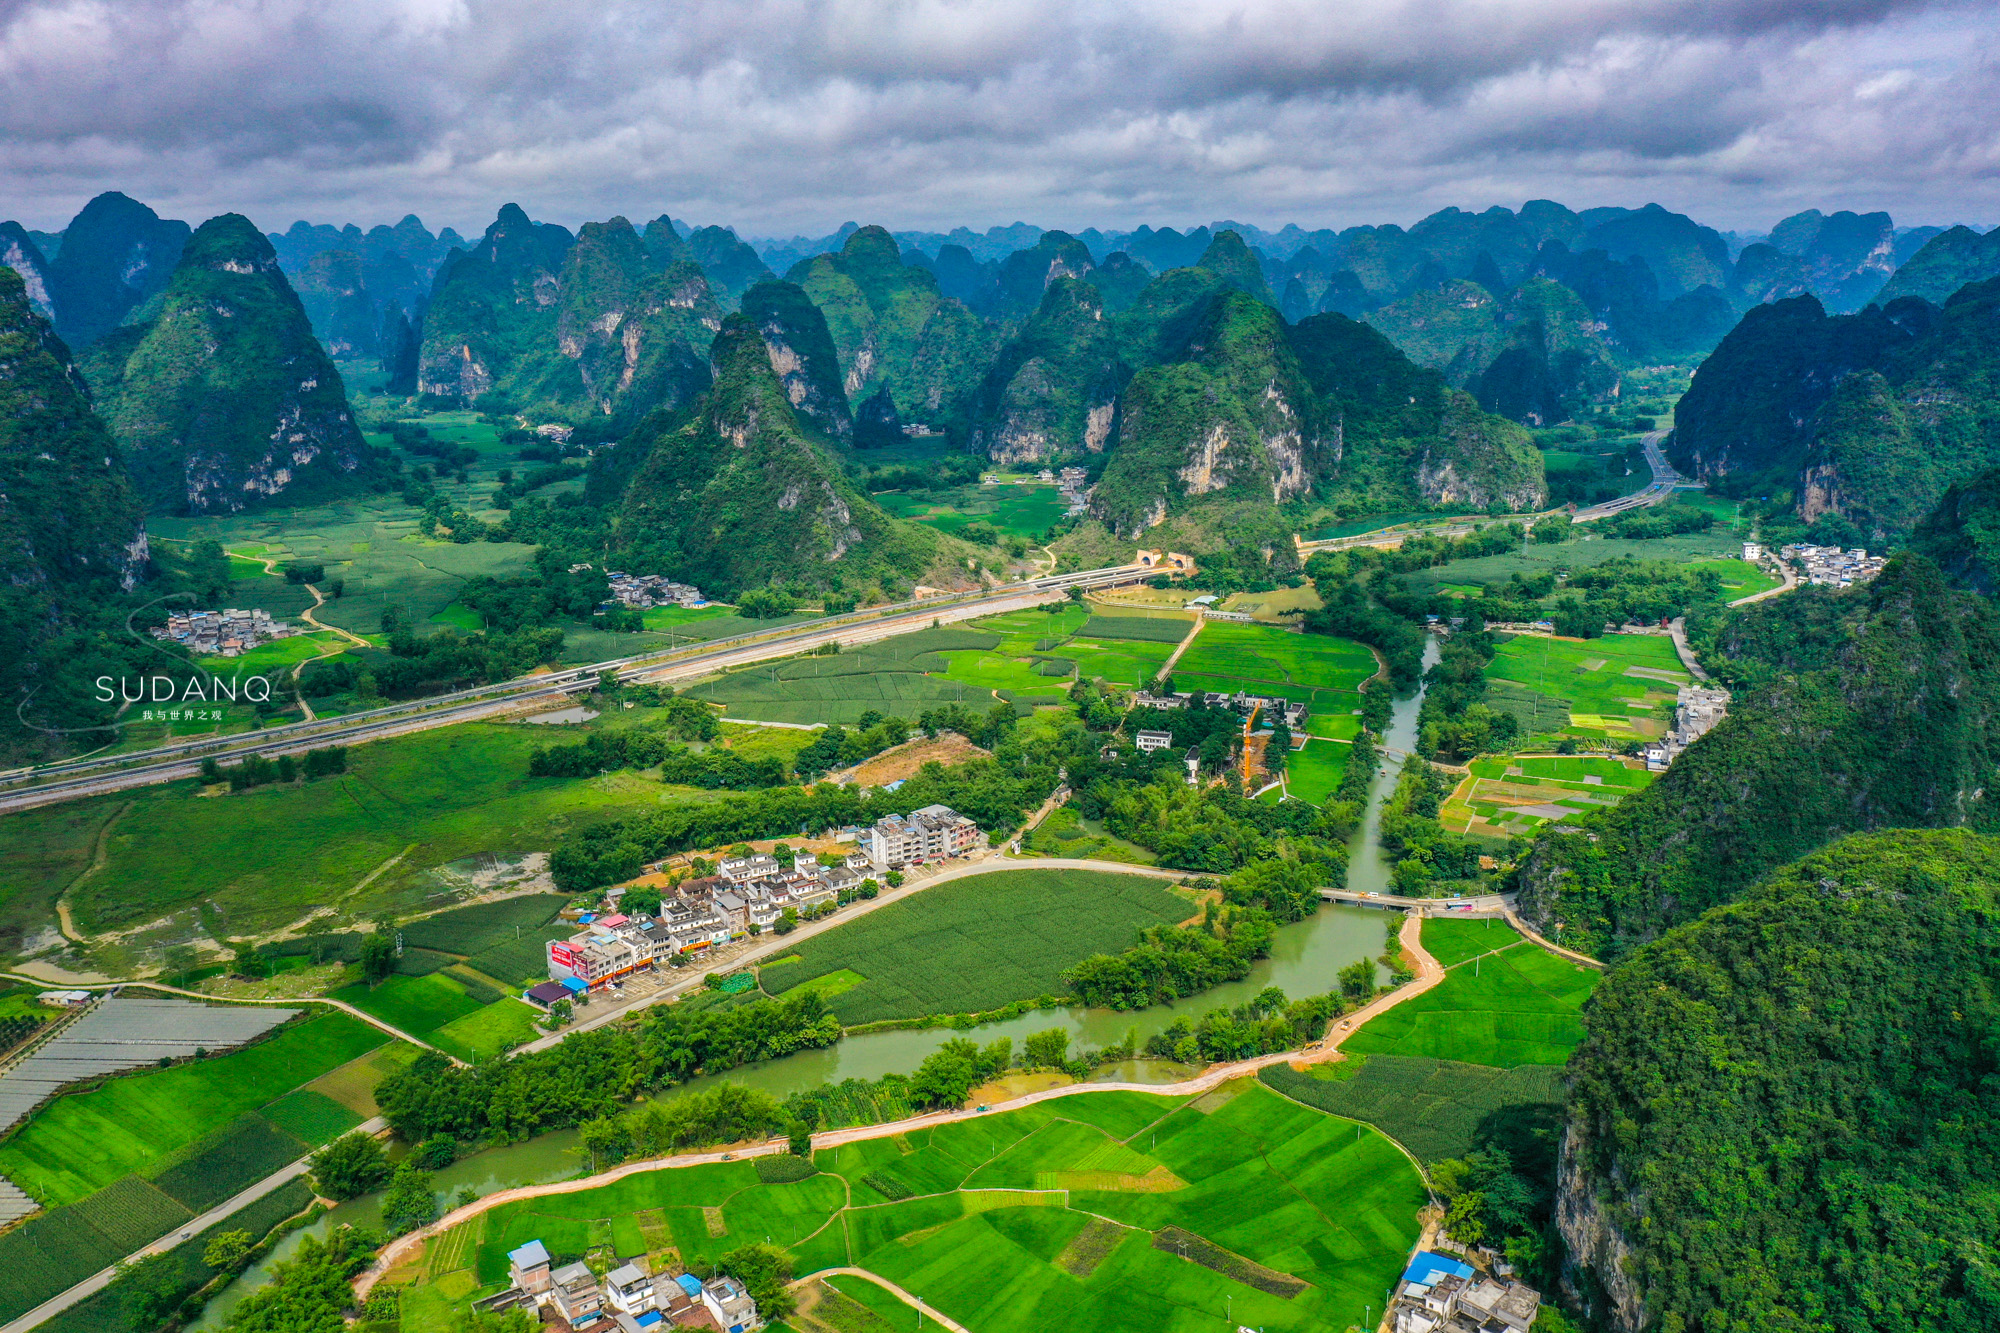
[{"xmin": 0, "ymin": 0, "xmax": 1992, "ymax": 235}]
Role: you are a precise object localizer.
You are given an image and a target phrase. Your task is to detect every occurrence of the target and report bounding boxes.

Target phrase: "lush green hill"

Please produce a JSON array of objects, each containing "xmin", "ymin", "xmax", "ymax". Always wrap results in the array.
[
  {"xmin": 1515, "ymin": 554, "xmax": 2000, "ymax": 960},
  {"xmin": 1670, "ymin": 278, "xmax": 2000, "ymax": 541},
  {"xmin": 0, "ymin": 264, "xmax": 152, "ymax": 759},
  {"xmin": 1909, "ymin": 465, "xmax": 2000, "ymax": 595},
  {"xmin": 45, "ymin": 191, "xmax": 188, "ymax": 349},
  {"xmin": 79, "ymin": 214, "xmax": 386, "ymax": 514},
  {"xmin": 740, "ymin": 279, "xmax": 852, "ymax": 441},
  {"xmin": 969, "ymin": 276, "xmax": 1128, "ymax": 463},
  {"xmin": 1876, "ymin": 223, "xmax": 2000, "ymax": 306},
  {"xmin": 416, "ymin": 203, "xmax": 576, "ymax": 402},
  {"xmin": 292, "ymin": 249, "xmax": 379, "ymax": 359},
  {"xmin": 786, "ymin": 225, "xmax": 992, "ymax": 432},
  {"xmin": 1563, "ymin": 828, "xmax": 2000, "ymax": 1333},
  {"xmin": 613, "ymin": 314, "xmax": 938, "ymax": 596}
]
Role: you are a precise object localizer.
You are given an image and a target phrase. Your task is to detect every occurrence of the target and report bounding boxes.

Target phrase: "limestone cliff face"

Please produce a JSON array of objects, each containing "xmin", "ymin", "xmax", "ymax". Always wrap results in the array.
[
  {"xmin": 1415, "ymin": 391, "xmax": 1546, "ymax": 511},
  {"xmin": 1555, "ymin": 1122, "xmax": 1647, "ymax": 1333},
  {"xmin": 416, "ymin": 203, "xmax": 575, "ymax": 401},
  {"xmin": 971, "ymin": 278, "xmax": 1127, "ymax": 464},
  {"xmin": 0, "ymin": 224, "xmax": 54, "ymax": 321},
  {"xmin": 741, "ymin": 280, "xmax": 851, "ymax": 441},
  {"xmin": 78, "ymin": 214, "xmax": 383, "ymax": 514}
]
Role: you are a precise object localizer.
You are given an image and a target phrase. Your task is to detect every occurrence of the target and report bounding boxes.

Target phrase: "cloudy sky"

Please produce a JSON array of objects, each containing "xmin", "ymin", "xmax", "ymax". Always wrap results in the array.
[{"xmin": 2, "ymin": 0, "xmax": 1996, "ymax": 240}]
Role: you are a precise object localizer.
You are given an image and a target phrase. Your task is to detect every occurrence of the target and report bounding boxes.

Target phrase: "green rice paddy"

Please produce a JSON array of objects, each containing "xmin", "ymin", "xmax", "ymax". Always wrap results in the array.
[
  {"xmin": 873, "ymin": 480, "xmax": 1070, "ymax": 541},
  {"xmin": 1342, "ymin": 921, "xmax": 1601, "ymax": 1068},
  {"xmin": 1282, "ymin": 740, "xmax": 1351, "ymax": 805},
  {"xmin": 759, "ymin": 869, "xmax": 1192, "ymax": 1024},
  {"xmin": 0, "ymin": 1011, "xmax": 387, "ymax": 1207},
  {"xmin": 1482, "ymin": 633, "xmax": 1690, "ymax": 741},
  {"xmin": 418, "ymin": 1081, "xmax": 1422, "ymax": 1333}
]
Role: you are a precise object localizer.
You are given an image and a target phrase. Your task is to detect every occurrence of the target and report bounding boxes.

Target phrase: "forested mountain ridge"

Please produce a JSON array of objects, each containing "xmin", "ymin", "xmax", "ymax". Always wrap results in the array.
[
  {"xmin": 1515, "ymin": 553, "xmax": 2000, "ymax": 960},
  {"xmin": 1562, "ymin": 827, "xmax": 2000, "ymax": 1333},
  {"xmin": 43, "ymin": 191, "xmax": 189, "ymax": 350},
  {"xmin": 612, "ymin": 314, "xmax": 938, "ymax": 597},
  {"xmin": 0, "ymin": 264, "xmax": 153, "ymax": 760},
  {"xmin": 1668, "ymin": 276, "xmax": 2000, "ymax": 542},
  {"xmin": 78, "ymin": 214, "xmax": 387, "ymax": 514}
]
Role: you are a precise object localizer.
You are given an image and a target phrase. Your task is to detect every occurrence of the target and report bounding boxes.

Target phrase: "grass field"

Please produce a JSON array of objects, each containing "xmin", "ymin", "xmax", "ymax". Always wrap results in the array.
[
  {"xmin": 333, "ymin": 972, "xmax": 488, "ymax": 1043},
  {"xmin": 1263, "ymin": 1058, "xmax": 1565, "ymax": 1164},
  {"xmin": 427, "ymin": 997, "xmax": 544, "ymax": 1063},
  {"xmin": 1441, "ymin": 754, "xmax": 1657, "ymax": 839},
  {"xmin": 1482, "ymin": 633, "xmax": 1690, "ymax": 742},
  {"xmin": 0, "ymin": 1012, "xmax": 387, "ymax": 1207},
  {"xmin": 417, "ymin": 1081, "xmax": 1422, "ymax": 1333},
  {"xmin": 684, "ymin": 627, "xmax": 1008, "ymax": 725},
  {"xmin": 1689, "ymin": 557, "xmax": 1781, "ymax": 600},
  {"xmin": 1170, "ymin": 623, "xmax": 1374, "ymax": 733},
  {"xmin": 13, "ymin": 714, "xmax": 707, "ymax": 937},
  {"xmin": 874, "ymin": 480, "xmax": 1070, "ymax": 540},
  {"xmin": 1387, "ymin": 530, "xmax": 1741, "ymax": 603},
  {"xmin": 759, "ymin": 869, "xmax": 1192, "ymax": 1024},
  {"xmin": 1282, "ymin": 740, "xmax": 1351, "ymax": 806},
  {"xmin": 1342, "ymin": 921, "xmax": 1601, "ymax": 1068}
]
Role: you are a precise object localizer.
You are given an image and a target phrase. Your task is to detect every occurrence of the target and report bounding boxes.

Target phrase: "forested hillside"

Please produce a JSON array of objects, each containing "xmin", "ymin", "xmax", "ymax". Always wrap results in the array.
[
  {"xmin": 79, "ymin": 214, "xmax": 388, "ymax": 514},
  {"xmin": 1515, "ymin": 553, "xmax": 2000, "ymax": 959},
  {"xmin": 1669, "ymin": 276, "xmax": 2000, "ymax": 542},
  {"xmin": 1562, "ymin": 828, "xmax": 2000, "ymax": 1333}
]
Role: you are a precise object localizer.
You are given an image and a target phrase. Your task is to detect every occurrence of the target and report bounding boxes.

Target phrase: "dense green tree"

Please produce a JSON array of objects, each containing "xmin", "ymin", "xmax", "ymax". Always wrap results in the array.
[{"xmin": 307, "ymin": 1131, "xmax": 390, "ymax": 1201}]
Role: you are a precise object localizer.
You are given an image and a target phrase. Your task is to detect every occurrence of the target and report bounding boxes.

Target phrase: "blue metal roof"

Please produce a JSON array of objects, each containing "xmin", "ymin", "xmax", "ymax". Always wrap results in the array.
[
  {"xmin": 1401, "ymin": 1251, "xmax": 1474, "ymax": 1287},
  {"xmin": 675, "ymin": 1274, "xmax": 704, "ymax": 1297},
  {"xmin": 560, "ymin": 976, "xmax": 587, "ymax": 993}
]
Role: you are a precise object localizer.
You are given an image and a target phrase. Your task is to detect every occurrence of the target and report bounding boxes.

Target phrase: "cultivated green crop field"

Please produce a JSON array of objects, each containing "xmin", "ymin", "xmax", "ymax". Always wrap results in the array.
[
  {"xmin": 760, "ymin": 869, "xmax": 1191, "ymax": 1024},
  {"xmin": 1262, "ymin": 1057, "xmax": 1565, "ymax": 1164},
  {"xmin": 1443, "ymin": 754, "xmax": 1657, "ymax": 839},
  {"xmin": 1342, "ymin": 922, "xmax": 1601, "ymax": 1068},
  {"xmin": 1175, "ymin": 623, "xmax": 1375, "ymax": 692},
  {"xmin": 11, "ymin": 718, "xmax": 697, "ymax": 937},
  {"xmin": 1283, "ymin": 740, "xmax": 1351, "ymax": 806},
  {"xmin": 1688, "ymin": 557, "xmax": 1781, "ymax": 600},
  {"xmin": 874, "ymin": 480, "xmax": 1070, "ymax": 540},
  {"xmin": 420, "ymin": 1081, "xmax": 1422, "ymax": 1333},
  {"xmin": 1387, "ymin": 530, "xmax": 1742, "ymax": 600},
  {"xmin": 0, "ymin": 1011, "xmax": 385, "ymax": 1207},
  {"xmin": 1483, "ymin": 632, "xmax": 1690, "ymax": 741}
]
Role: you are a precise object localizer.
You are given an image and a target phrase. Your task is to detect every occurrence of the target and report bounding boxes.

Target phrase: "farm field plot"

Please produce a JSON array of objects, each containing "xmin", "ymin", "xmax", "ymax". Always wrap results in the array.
[
  {"xmin": 0, "ymin": 1011, "xmax": 386, "ymax": 1207},
  {"xmin": 1174, "ymin": 623, "xmax": 1375, "ymax": 692},
  {"xmin": 684, "ymin": 627, "xmax": 1006, "ymax": 725},
  {"xmin": 31, "ymin": 718, "xmax": 686, "ymax": 935},
  {"xmin": 1283, "ymin": 740, "xmax": 1351, "ymax": 806},
  {"xmin": 425, "ymin": 1081, "xmax": 1420, "ymax": 1333},
  {"xmin": 759, "ymin": 869, "xmax": 1192, "ymax": 1024},
  {"xmin": 1442, "ymin": 754, "xmax": 1657, "ymax": 839},
  {"xmin": 874, "ymin": 480, "xmax": 1069, "ymax": 540},
  {"xmin": 1076, "ymin": 615, "xmax": 1192, "ymax": 644},
  {"xmin": 333, "ymin": 971, "xmax": 488, "ymax": 1043},
  {"xmin": 1060, "ymin": 635, "xmax": 1177, "ymax": 687},
  {"xmin": 640, "ymin": 605, "xmax": 820, "ymax": 645},
  {"xmin": 1262, "ymin": 1057, "xmax": 1565, "ymax": 1164},
  {"xmin": 1342, "ymin": 922, "xmax": 1601, "ymax": 1068},
  {"xmin": 428, "ymin": 997, "xmax": 544, "ymax": 1062},
  {"xmin": 1483, "ymin": 633, "xmax": 1690, "ymax": 742},
  {"xmin": 1386, "ymin": 531, "xmax": 1741, "ymax": 600},
  {"xmin": 1688, "ymin": 557, "xmax": 1781, "ymax": 600}
]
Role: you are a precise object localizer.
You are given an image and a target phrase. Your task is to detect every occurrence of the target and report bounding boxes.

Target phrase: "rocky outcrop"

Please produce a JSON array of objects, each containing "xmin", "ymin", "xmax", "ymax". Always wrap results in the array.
[
  {"xmin": 741, "ymin": 280, "xmax": 851, "ymax": 440},
  {"xmin": 1554, "ymin": 1122, "xmax": 1646, "ymax": 1333}
]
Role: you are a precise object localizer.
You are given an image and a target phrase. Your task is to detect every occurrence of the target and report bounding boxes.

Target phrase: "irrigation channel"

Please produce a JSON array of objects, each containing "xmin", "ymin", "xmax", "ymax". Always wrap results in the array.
[{"xmin": 191, "ymin": 646, "xmax": 1439, "ymax": 1327}]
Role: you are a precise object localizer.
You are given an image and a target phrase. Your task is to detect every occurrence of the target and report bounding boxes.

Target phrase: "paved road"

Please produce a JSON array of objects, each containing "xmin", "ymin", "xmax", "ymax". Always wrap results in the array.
[
  {"xmin": 0, "ymin": 566, "xmax": 1149, "ymax": 815},
  {"xmin": 0, "ymin": 1117, "xmax": 380, "ymax": 1333},
  {"xmin": 1321, "ymin": 889, "xmax": 1513, "ymax": 914},
  {"xmin": 1571, "ymin": 430, "xmax": 1688, "ymax": 521}
]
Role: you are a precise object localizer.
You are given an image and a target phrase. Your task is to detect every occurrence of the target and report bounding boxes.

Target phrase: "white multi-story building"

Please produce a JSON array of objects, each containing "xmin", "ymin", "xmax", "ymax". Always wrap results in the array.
[
  {"xmin": 863, "ymin": 804, "xmax": 982, "ymax": 870},
  {"xmin": 1135, "ymin": 729, "xmax": 1175, "ymax": 752}
]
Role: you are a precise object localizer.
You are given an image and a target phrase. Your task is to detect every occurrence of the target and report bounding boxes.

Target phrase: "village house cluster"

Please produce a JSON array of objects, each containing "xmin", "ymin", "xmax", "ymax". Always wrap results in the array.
[
  {"xmin": 530, "ymin": 807, "xmax": 983, "ymax": 1002},
  {"xmin": 1771, "ymin": 542, "xmax": 1887, "ymax": 587},
  {"xmin": 1642, "ymin": 684, "xmax": 1731, "ymax": 771},
  {"xmin": 490, "ymin": 1239, "xmax": 760, "ymax": 1333},
  {"xmin": 1392, "ymin": 1250, "xmax": 1541, "ymax": 1333},
  {"xmin": 1133, "ymin": 690, "xmax": 1309, "ymax": 731},
  {"xmin": 149, "ymin": 608, "xmax": 295, "ymax": 657},
  {"xmin": 605, "ymin": 572, "xmax": 705, "ymax": 609}
]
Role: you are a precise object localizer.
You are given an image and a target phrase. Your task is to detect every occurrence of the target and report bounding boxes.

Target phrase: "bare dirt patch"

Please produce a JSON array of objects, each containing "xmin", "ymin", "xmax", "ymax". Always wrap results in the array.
[{"xmin": 838, "ymin": 733, "xmax": 992, "ymax": 788}]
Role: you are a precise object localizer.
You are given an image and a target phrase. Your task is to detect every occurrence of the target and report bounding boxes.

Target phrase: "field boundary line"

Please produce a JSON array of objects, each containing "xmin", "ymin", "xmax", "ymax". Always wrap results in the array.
[
  {"xmin": 1498, "ymin": 905, "xmax": 1605, "ymax": 970},
  {"xmin": 54, "ymin": 800, "xmax": 133, "ymax": 944},
  {"xmin": 344, "ymin": 845, "xmax": 418, "ymax": 902},
  {"xmin": 797, "ymin": 1269, "xmax": 974, "ymax": 1333}
]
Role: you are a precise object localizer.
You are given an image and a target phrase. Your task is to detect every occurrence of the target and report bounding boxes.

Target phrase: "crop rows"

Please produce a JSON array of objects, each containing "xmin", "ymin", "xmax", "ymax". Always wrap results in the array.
[
  {"xmin": 760, "ymin": 869, "xmax": 1189, "ymax": 1024},
  {"xmin": 150, "ymin": 1113, "xmax": 310, "ymax": 1213},
  {"xmin": 1077, "ymin": 615, "xmax": 1192, "ymax": 644},
  {"xmin": 1261, "ymin": 1057, "xmax": 1565, "ymax": 1163},
  {"xmin": 399, "ymin": 894, "xmax": 569, "ymax": 955}
]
